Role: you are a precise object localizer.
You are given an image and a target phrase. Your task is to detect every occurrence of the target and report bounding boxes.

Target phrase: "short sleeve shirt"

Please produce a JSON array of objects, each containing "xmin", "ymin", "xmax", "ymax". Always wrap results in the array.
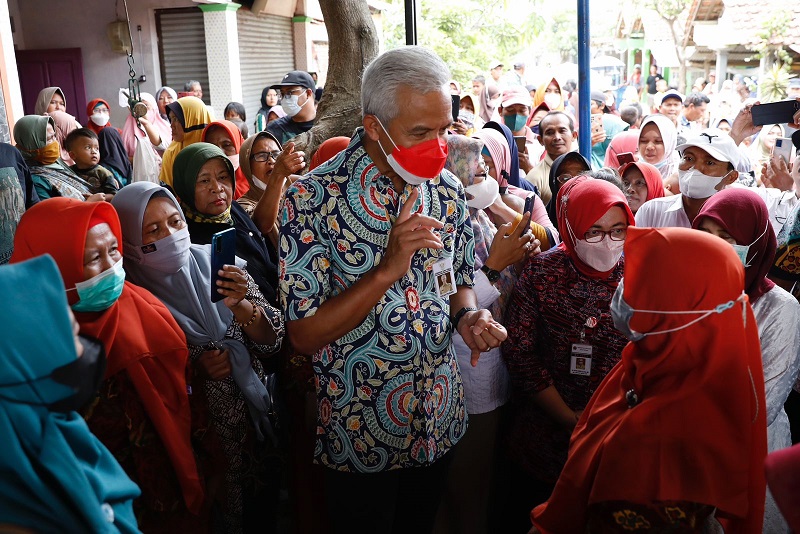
[{"xmin": 279, "ymin": 129, "xmax": 475, "ymax": 472}]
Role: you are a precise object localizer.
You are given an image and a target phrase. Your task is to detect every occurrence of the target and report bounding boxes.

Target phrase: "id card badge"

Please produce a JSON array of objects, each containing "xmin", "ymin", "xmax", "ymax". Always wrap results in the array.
[
  {"xmin": 570, "ymin": 343, "xmax": 593, "ymax": 376},
  {"xmin": 433, "ymin": 258, "xmax": 456, "ymax": 298}
]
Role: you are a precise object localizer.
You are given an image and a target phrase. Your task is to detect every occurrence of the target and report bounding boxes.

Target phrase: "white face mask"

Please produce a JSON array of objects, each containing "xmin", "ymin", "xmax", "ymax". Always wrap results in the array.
[
  {"xmin": 678, "ymin": 168, "xmax": 728, "ymax": 199},
  {"xmin": 464, "ymin": 176, "xmax": 500, "ymax": 209},
  {"xmin": 90, "ymin": 113, "xmax": 109, "ymax": 127},
  {"xmin": 544, "ymin": 93, "xmax": 561, "ymax": 109},
  {"xmin": 281, "ymin": 93, "xmax": 308, "ymax": 118},
  {"xmin": 226, "ymin": 154, "xmax": 240, "ymax": 171},
  {"xmin": 574, "ymin": 237, "xmax": 625, "ymax": 271}
]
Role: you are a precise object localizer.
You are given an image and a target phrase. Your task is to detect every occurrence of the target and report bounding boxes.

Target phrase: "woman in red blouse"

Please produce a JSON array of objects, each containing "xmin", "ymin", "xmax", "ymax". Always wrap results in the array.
[{"xmin": 500, "ymin": 176, "xmax": 634, "ymax": 530}]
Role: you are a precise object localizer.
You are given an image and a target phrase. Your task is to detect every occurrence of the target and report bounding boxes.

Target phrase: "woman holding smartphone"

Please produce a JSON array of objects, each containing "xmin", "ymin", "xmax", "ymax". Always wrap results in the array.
[{"xmin": 112, "ymin": 182, "xmax": 285, "ymax": 532}]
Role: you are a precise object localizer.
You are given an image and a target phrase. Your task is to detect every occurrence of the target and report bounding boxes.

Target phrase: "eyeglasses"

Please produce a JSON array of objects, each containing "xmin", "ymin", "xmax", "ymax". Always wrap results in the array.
[
  {"xmin": 93, "ymin": 107, "xmax": 109, "ymax": 114},
  {"xmin": 557, "ymin": 173, "xmax": 574, "ymax": 184},
  {"xmin": 252, "ymin": 151, "xmax": 281, "ymax": 163},
  {"xmin": 584, "ymin": 228, "xmax": 627, "ymax": 243},
  {"xmin": 622, "ymin": 179, "xmax": 647, "ymax": 190},
  {"xmin": 280, "ymin": 89, "xmax": 304, "ymax": 98}
]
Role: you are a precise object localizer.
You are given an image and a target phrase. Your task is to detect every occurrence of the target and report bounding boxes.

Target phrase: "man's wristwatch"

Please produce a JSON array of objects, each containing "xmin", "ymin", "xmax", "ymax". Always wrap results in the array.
[
  {"xmin": 480, "ymin": 264, "xmax": 501, "ymax": 284},
  {"xmin": 451, "ymin": 306, "xmax": 478, "ymax": 333}
]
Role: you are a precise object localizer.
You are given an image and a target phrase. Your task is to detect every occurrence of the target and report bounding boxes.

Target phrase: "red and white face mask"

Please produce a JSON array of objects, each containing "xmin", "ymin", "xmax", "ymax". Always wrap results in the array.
[{"xmin": 375, "ymin": 116, "xmax": 448, "ymax": 185}]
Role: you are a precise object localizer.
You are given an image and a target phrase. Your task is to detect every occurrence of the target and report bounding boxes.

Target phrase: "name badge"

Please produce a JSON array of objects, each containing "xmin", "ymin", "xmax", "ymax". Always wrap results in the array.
[
  {"xmin": 433, "ymin": 258, "xmax": 456, "ymax": 298},
  {"xmin": 570, "ymin": 343, "xmax": 592, "ymax": 376}
]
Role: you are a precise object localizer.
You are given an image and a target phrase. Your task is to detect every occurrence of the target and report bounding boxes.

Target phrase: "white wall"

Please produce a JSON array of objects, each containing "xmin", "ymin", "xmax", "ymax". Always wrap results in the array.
[{"xmin": 15, "ymin": 0, "xmax": 197, "ymax": 127}]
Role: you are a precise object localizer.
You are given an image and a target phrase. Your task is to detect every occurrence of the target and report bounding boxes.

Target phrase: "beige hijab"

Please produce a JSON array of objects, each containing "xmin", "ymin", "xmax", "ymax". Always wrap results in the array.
[{"xmin": 34, "ymin": 87, "xmax": 66, "ymax": 115}]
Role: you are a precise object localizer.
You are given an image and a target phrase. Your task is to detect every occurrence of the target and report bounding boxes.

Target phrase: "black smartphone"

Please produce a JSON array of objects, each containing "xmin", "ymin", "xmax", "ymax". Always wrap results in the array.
[
  {"xmin": 617, "ymin": 152, "xmax": 635, "ymax": 165},
  {"xmin": 522, "ymin": 195, "xmax": 535, "ymax": 234},
  {"xmin": 513, "ymin": 136, "xmax": 527, "ymax": 153},
  {"xmin": 751, "ymin": 100, "xmax": 800, "ymax": 126},
  {"xmin": 211, "ymin": 228, "xmax": 236, "ymax": 303},
  {"xmin": 451, "ymin": 94, "xmax": 461, "ymax": 123}
]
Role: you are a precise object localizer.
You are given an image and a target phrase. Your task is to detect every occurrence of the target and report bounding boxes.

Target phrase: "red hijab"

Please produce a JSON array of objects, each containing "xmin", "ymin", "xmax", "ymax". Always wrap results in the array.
[
  {"xmin": 765, "ymin": 443, "xmax": 800, "ymax": 532},
  {"xmin": 532, "ymin": 227, "xmax": 767, "ymax": 534},
  {"xmin": 604, "ymin": 129, "xmax": 639, "ymax": 168},
  {"xmin": 620, "ymin": 160, "xmax": 666, "ymax": 202},
  {"xmin": 10, "ymin": 198, "xmax": 204, "ymax": 513},
  {"xmin": 555, "ymin": 176, "xmax": 634, "ymax": 279},
  {"xmin": 202, "ymin": 120, "xmax": 250, "ymax": 199},
  {"xmin": 693, "ymin": 188, "xmax": 776, "ymax": 304},
  {"xmin": 85, "ymin": 98, "xmax": 115, "ymax": 135},
  {"xmin": 310, "ymin": 136, "xmax": 350, "ymax": 170}
]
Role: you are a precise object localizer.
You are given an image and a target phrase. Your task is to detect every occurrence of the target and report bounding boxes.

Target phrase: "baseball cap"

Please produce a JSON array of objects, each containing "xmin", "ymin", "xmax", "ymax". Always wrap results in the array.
[
  {"xmin": 501, "ymin": 86, "xmax": 532, "ymax": 108},
  {"xmin": 513, "ymin": 61, "xmax": 525, "ymax": 70},
  {"xmin": 676, "ymin": 129, "xmax": 742, "ymax": 165},
  {"xmin": 489, "ymin": 60, "xmax": 504, "ymax": 70},
  {"xmin": 590, "ymin": 90, "xmax": 610, "ymax": 112},
  {"xmin": 661, "ymin": 89, "xmax": 684, "ymax": 104},
  {"xmin": 271, "ymin": 71, "xmax": 316, "ymax": 91},
  {"xmin": 788, "ymin": 78, "xmax": 800, "ymax": 88}
]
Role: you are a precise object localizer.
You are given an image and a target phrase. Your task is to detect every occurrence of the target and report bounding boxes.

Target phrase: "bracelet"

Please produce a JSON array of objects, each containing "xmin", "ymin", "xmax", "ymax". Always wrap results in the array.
[
  {"xmin": 451, "ymin": 306, "xmax": 478, "ymax": 333},
  {"xmin": 237, "ymin": 303, "xmax": 259, "ymax": 328}
]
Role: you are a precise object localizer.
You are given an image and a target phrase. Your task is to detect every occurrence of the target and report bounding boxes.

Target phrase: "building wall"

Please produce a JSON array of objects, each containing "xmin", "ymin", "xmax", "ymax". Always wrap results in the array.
[{"xmin": 13, "ymin": 0, "xmax": 199, "ymax": 128}]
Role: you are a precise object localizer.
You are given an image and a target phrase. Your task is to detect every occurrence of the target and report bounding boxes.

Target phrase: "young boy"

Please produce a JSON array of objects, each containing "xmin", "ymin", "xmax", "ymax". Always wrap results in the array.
[{"xmin": 65, "ymin": 128, "xmax": 121, "ymax": 198}]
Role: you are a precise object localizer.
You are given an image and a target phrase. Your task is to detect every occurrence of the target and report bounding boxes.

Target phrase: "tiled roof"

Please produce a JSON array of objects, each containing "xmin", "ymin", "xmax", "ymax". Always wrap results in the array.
[{"xmin": 719, "ymin": 0, "xmax": 800, "ymax": 48}]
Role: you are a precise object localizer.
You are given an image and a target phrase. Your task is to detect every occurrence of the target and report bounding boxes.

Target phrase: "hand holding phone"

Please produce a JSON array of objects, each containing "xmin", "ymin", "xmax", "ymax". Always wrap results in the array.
[
  {"xmin": 617, "ymin": 152, "xmax": 636, "ymax": 165},
  {"xmin": 514, "ymin": 136, "xmax": 527, "ymax": 153},
  {"xmin": 751, "ymin": 100, "xmax": 800, "ymax": 126},
  {"xmin": 522, "ymin": 195, "xmax": 535, "ymax": 235},
  {"xmin": 773, "ymin": 137, "xmax": 793, "ymax": 165},
  {"xmin": 211, "ymin": 228, "xmax": 236, "ymax": 303}
]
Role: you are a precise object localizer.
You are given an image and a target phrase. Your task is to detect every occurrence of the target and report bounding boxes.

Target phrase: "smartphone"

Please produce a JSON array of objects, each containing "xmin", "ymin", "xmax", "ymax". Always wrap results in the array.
[
  {"xmin": 513, "ymin": 136, "xmax": 527, "ymax": 153},
  {"xmin": 522, "ymin": 195, "xmax": 535, "ymax": 235},
  {"xmin": 591, "ymin": 114, "xmax": 604, "ymax": 134},
  {"xmin": 617, "ymin": 152, "xmax": 635, "ymax": 165},
  {"xmin": 211, "ymin": 228, "xmax": 236, "ymax": 303},
  {"xmin": 751, "ymin": 100, "xmax": 800, "ymax": 126},
  {"xmin": 451, "ymin": 94, "xmax": 461, "ymax": 123},
  {"xmin": 773, "ymin": 137, "xmax": 793, "ymax": 165}
]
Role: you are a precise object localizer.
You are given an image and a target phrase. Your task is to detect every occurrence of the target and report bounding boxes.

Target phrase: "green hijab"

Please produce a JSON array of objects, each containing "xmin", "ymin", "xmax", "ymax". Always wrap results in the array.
[
  {"xmin": 14, "ymin": 114, "xmax": 52, "ymax": 153},
  {"xmin": 173, "ymin": 142, "xmax": 235, "ymax": 222}
]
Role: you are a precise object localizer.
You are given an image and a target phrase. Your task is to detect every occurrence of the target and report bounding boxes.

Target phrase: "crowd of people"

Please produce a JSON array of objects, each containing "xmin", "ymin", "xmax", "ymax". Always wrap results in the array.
[{"xmin": 2, "ymin": 44, "xmax": 800, "ymax": 534}]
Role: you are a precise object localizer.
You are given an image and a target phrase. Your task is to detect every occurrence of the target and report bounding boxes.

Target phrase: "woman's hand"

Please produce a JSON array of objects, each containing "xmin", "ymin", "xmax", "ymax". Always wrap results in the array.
[
  {"xmin": 485, "ymin": 216, "xmax": 534, "ymax": 273},
  {"xmin": 197, "ymin": 349, "xmax": 232, "ymax": 380},
  {"xmin": 217, "ymin": 264, "xmax": 249, "ymax": 309},
  {"xmin": 762, "ymin": 157, "xmax": 794, "ymax": 192},
  {"xmin": 730, "ymin": 102, "xmax": 762, "ymax": 145},
  {"xmin": 272, "ymin": 142, "xmax": 305, "ymax": 184}
]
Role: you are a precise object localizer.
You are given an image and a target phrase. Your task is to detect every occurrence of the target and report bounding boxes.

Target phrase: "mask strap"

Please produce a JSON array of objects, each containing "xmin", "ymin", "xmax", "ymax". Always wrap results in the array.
[
  {"xmin": 373, "ymin": 116, "xmax": 399, "ymax": 150},
  {"xmin": 743, "ymin": 223, "xmax": 770, "ymax": 265},
  {"xmin": 637, "ymin": 293, "xmax": 747, "ymax": 338}
]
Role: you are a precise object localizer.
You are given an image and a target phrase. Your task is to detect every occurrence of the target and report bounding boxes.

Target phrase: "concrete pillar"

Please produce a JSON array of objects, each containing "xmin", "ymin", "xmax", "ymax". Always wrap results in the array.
[
  {"xmin": 640, "ymin": 49, "xmax": 651, "ymax": 104},
  {"xmin": 293, "ymin": 15, "xmax": 313, "ymax": 72},
  {"xmin": 715, "ymin": 49, "xmax": 728, "ymax": 91},
  {"xmin": 199, "ymin": 2, "xmax": 243, "ymax": 119}
]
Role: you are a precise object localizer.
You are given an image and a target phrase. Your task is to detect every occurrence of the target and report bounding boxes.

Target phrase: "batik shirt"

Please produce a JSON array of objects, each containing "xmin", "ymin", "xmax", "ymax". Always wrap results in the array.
[{"xmin": 279, "ymin": 129, "xmax": 474, "ymax": 472}]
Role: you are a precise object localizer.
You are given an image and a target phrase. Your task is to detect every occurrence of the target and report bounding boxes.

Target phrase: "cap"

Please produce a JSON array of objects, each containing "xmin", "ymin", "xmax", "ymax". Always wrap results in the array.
[
  {"xmin": 788, "ymin": 78, "xmax": 800, "ymax": 88},
  {"xmin": 590, "ymin": 90, "xmax": 607, "ymax": 105},
  {"xmin": 501, "ymin": 86, "xmax": 532, "ymax": 108},
  {"xmin": 634, "ymin": 63, "xmax": 641, "ymax": 69},
  {"xmin": 676, "ymin": 128, "xmax": 742, "ymax": 165},
  {"xmin": 270, "ymin": 70, "xmax": 316, "ymax": 91},
  {"xmin": 660, "ymin": 89, "xmax": 684, "ymax": 104},
  {"xmin": 513, "ymin": 61, "xmax": 525, "ymax": 70},
  {"xmin": 489, "ymin": 60, "xmax": 504, "ymax": 70}
]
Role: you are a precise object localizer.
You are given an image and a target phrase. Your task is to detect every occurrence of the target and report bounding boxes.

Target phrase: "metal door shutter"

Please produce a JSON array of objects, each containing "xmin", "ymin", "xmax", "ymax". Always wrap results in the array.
[
  {"xmin": 237, "ymin": 11, "xmax": 294, "ymax": 128},
  {"xmin": 156, "ymin": 8, "xmax": 211, "ymax": 105}
]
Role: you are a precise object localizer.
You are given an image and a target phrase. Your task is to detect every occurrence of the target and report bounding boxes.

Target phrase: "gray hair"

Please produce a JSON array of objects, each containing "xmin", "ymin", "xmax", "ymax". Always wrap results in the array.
[
  {"xmin": 361, "ymin": 47, "xmax": 451, "ymax": 124},
  {"xmin": 184, "ymin": 80, "xmax": 201, "ymax": 91}
]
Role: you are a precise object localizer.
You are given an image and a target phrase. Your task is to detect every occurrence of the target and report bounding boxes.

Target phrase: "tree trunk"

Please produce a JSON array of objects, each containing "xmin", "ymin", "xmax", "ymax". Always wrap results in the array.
[{"xmin": 290, "ymin": 0, "xmax": 380, "ymax": 164}]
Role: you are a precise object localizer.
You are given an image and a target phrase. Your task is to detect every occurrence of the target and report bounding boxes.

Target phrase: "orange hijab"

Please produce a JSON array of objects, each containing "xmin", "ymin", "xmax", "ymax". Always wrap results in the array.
[
  {"xmin": 532, "ymin": 227, "xmax": 767, "ymax": 534},
  {"xmin": 310, "ymin": 136, "xmax": 350, "ymax": 170},
  {"xmin": 10, "ymin": 198, "xmax": 204, "ymax": 514},
  {"xmin": 202, "ymin": 120, "xmax": 250, "ymax": 199},
  {"xmin": 555, "ymin": 176, "xmax": 634, "ymax": 279},
  {"xmin": 533, "ymin": 76, "xmax": 565, "ymax": 111}
]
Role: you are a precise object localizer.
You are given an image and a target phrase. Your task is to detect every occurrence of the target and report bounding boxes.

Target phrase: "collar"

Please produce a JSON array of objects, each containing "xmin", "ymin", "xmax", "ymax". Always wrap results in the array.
[{"xmin": 665, "ymin": 194, "xmax": 686, "ymax": 213}]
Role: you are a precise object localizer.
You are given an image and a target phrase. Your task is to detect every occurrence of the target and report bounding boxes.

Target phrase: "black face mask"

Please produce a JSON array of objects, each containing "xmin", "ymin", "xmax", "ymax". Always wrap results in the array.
[{"xmin": 47, "ymin": 335, "xmax": 107, "ymax": 413}]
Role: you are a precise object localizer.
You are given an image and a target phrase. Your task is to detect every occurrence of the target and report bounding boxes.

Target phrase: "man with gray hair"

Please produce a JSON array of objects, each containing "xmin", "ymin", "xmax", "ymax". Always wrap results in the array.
[{"xmin": 279, "ymin": 46, "xmax": 507, "ymax": 532}]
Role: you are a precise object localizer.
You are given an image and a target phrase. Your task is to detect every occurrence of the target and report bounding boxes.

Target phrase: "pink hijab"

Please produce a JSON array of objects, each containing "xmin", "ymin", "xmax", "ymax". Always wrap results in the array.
[
  {"xmin": 604, "ymin": 130, "xmax": 639, "ymax": 168},
  {"xmin": 121, "ymin": 92, "xmax": 172, "ymax": 158},
  {"xmin": 46, "ymin": 110, "xmax": 80, "ymax": 166}
]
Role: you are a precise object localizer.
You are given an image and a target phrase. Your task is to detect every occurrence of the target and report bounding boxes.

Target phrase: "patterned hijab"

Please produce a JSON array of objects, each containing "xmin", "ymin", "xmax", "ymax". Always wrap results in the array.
[{"xmin": 444, "ymin": 134, "xmax": 515, "ymax": 321}]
